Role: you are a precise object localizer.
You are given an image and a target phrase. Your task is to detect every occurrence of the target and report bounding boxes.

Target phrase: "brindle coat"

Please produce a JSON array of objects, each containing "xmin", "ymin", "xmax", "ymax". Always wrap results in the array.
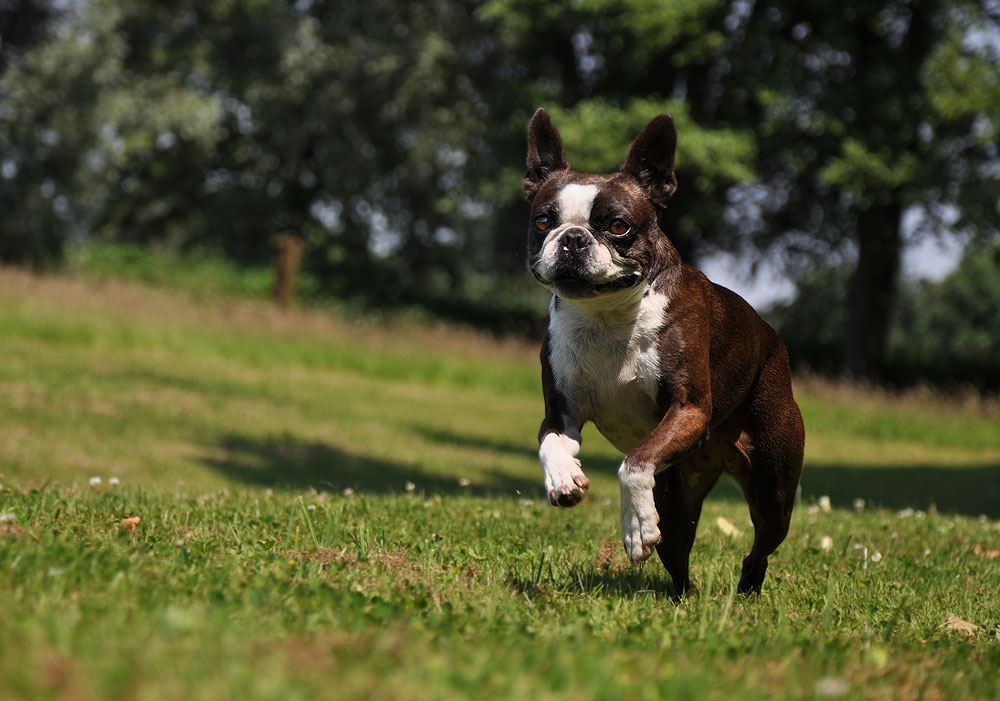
[{"xmin": 525, "ymin": 109, "xmax": 805, "ymax": 594}]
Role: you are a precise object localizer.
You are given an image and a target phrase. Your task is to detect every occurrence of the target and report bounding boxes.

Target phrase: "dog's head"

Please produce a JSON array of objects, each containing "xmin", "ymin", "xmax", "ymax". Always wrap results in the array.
[{"xmin": 524, "ymin": 109, "xmax": 680, "ymax": 303}]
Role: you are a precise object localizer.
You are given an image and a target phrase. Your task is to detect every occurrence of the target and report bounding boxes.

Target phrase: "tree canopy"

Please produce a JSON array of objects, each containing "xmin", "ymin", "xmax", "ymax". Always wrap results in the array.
[{"xmin": 1, "ymin": 0, "xmax": 997, "ymax": 381}]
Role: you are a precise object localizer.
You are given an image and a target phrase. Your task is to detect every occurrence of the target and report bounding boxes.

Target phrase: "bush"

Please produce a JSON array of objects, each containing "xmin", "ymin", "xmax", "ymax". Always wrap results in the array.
[
  {"xmin": 768, "ymin": 245, "xmax": 1000, "ymax": 390},
  {"xmin": 888, "ymin": 245, "xmax": 1000, "ymax": 389}
]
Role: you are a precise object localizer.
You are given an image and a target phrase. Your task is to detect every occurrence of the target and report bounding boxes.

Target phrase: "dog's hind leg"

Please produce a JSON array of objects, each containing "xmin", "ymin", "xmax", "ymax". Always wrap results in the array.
[
  {"xmin": 652, "ymin": 453, "xmax": 723, "ymax": 596},
  {"xmin": 733, "ymin": 351, "xmax": 805, "ymax": 594},
  {"xmin": 734, "ymin": 458, "xmax": 798, "ymax": 594}
]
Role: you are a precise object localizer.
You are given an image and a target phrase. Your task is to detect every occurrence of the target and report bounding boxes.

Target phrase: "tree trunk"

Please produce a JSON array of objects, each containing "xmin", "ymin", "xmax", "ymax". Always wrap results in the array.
[
  {"xmin": 843, "ymin": 202, "xmax": 903, "ymax": 379},
  {"xmin": 273, "ymin": 230, "xmax": 304, "ymax": 311}
]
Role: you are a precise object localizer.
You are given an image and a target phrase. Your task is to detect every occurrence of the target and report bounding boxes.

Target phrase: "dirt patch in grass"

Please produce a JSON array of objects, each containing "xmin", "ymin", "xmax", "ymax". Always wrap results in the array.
[
  {"xmin": 597, "ymin": 539, "xmax": 627, "ymax": 571},
  {"xmin": 38, "ymin": 653, "xmax": 85, "ymax": 701},
  {"xmin": 0, "ymin": 523, "xmax": 27, "ymax": 540},
  {"xmin": 289, "ymin": 547, "xmax": 417, "ymax": 573},
  {"xmin": 288, "ymin": 546, "xmax": 452, "ymax": 588}
]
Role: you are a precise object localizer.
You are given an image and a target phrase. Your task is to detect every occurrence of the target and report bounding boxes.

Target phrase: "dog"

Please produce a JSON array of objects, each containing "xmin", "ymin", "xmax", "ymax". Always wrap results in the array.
[{"xmin": 524, "ymin": 108, "xmax": 805, "ymax": 595}]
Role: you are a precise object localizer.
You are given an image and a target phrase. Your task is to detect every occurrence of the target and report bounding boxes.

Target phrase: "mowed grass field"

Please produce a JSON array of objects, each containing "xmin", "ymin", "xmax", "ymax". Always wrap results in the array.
[{"xmin": 1, "ymin": 267, "xmax": 999, "ymax": 699}]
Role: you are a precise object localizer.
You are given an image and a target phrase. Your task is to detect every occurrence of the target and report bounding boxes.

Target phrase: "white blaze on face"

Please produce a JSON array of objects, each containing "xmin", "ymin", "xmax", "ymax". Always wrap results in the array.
[
  {"xmin": 538, "ymin": 182, "xmax": 624, "ymax": 284},
  {"xmin": 557, "ymin": 183, "xmax": 599, "ymax": 224}
]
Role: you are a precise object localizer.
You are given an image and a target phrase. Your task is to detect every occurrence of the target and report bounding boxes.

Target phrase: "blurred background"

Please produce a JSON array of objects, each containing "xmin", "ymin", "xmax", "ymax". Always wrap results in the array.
[{"xmin": 1, "ymin": 0, "xmax": 998, "ymax": 390}]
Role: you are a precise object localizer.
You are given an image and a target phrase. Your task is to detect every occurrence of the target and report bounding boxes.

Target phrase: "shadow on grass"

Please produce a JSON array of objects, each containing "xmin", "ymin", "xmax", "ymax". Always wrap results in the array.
[
  {"xmin": 699, "ymin": 462, "xmax": 1000, "ymax": 518},
  {"xmin": 798, "ymin": 462, "xmax": 1000, "ymax": 518},
  {"xmin": 407, "ymin": 424, "xmax": 534, "ymax": 460},
  {"xmin": 199, "ymin": 433, "xmax": 535, "ymax": 497},
  {"xmin": 200, "ymin": 429, "xmax": 1000, "ymax": 517},
  {"xmin": 507, "ymin": 565, "xmax": 677, "ymax": 601},
  {"xmin": 566, "ymin": 450, "xmax": 1000, "ymax": 519}
]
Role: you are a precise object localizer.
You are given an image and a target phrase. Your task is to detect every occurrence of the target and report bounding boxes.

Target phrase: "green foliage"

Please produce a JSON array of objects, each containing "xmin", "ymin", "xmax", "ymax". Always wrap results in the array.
[
  {"xmin": 819, "ymin": 139, "xmax": 921, "ymax": 194},
  {"xmin": 766, "ymin": 266, "xmax": 851, "ymax": 374},
  {"xmin": 923, "ymin": 27, "xmax": 1000, "ymax": 139},
  {"xmin": 551, "ymin": 97, "xmax": 756, "ymax": 182},
  {"xmin": 889, "ymin": 245, "xmax": 1000, "ymax": 388},
  {"xmin": 771, "ymin": 244, "xmax": 1000, "ymax": 389}
]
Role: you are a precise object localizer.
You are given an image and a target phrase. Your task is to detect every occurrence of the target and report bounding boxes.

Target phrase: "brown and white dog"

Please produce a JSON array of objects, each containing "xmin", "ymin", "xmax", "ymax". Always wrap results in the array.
[{"xmin": 524, "ymin": 109, "xmax": 805, "ymax": 594}]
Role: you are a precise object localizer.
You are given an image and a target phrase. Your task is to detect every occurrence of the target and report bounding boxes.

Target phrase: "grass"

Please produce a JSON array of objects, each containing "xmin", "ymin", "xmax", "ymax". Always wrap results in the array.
[{"xmin": 1, "ymin": 265, "xmax": 999, "ymax": 699}]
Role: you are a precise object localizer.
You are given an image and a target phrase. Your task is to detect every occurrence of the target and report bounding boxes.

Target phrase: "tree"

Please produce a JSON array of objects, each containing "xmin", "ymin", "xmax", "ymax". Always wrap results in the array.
[
  {"xmin": 715, "ymin": 0, "xmax": 1000, "ymax": 378},
  {"xmin": 479, "ymin": 0, "xmax": 758, "ymax": 266},
  {"xmin": 0, "ymin": 1, "xmax": 221, "ymax": 266}
]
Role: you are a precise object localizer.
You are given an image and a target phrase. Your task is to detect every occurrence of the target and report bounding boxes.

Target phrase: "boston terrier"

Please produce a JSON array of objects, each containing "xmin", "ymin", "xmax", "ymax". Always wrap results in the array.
[{"xmin": 524, "ymin": 109, "xmax": 805, "ymax": 594}]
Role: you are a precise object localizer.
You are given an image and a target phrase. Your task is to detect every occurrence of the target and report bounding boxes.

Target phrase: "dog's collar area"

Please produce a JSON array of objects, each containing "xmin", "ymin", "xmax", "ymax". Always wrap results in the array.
[{"xmin": 550, "ymin": 271, "xmax": 642, "ymax": 299}]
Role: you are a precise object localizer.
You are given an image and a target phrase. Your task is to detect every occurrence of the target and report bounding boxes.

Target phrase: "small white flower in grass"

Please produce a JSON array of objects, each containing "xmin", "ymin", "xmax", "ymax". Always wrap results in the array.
[
  {"xmin": 342, "ymin": 488, "xmax": 355, "ymax": 497},
  {"xmin": 897, "ymin": 507, "xmax": 914, "ymax": 518},
  {"xmin": 819, "ymin": 535, "xmax": 833, "ymax": 551},
  {"xmin": 47, "ymin": 567, "xmax": 65, "ymax": 577},
  {"xmin": 0, "ymin": 512, "xmax": 15, "ymax": 523},
  {"xmin": 923, "ymin": 548, "xmax": 931, "ymax": 556},
  {"xmin": 853, "ymin": 498, "xmax": 865, "ymax": 512},
  {"xmin": 306, "ymin": 504, "xmax": 316, "ymax": 511},
  {"xmin": 458, "ymin": 477, "xmax": 471, "ymax": 487},
  {"xmin": 818, "ymin": 495, "xmax": 832, "ymax": 513},
  {"xmin": 914, "ymin": 510, "xmax": 925, "ymax": 519},
  {"xmin": 807, "ymin": 505, "xmax": 820, "ymax": 515},
  {"xmin": 108, "ymin": 477, "xmax": 120, "ymax": 486},
  {"xmin": 871, "ymin": 551, "xmax": 883, "ymax": 563},
  {"xmin": 405, "ymin": 481, "xmax": 416, "ymax": 492},
  {"xmin": 978, "ymin": 514, "xmax": 988, "ymax": 523},
  {"xmin": 814, "ymin": 676, "xmax": 849, "ymax": 697},
  {"xmin": 89, "ymin": 476, "xmax": 102, "ymax": 487},
  {"xmin": 715, "ymin": 516, "xmax": 742, "ymax": 537},
  {"xmin": 263, "ymin": 488, "xmax": 274, "ymax": 498}
]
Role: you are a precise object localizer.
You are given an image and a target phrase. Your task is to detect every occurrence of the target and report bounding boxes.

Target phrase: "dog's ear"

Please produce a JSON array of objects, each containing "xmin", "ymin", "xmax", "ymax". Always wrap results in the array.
[
  {"xmin": 622, "ymin": 114, "xmax": 677, "ymax": 206},
  {"xmin": 524, "ymin": 108, "xmax": 569, "ymax": 201}
]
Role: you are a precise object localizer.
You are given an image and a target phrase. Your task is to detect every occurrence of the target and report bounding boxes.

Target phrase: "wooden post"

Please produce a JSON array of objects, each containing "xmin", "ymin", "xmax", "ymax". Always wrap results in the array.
[{"xmin": 273, "ymin": 230, "xmax": 304, "ymax": 310}]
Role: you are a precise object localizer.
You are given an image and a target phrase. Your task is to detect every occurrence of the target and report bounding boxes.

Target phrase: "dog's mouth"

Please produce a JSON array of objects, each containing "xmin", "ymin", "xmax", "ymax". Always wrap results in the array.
[{"xmin": 536, "ymin": 267, "xmax": 642, "ymax": 298}]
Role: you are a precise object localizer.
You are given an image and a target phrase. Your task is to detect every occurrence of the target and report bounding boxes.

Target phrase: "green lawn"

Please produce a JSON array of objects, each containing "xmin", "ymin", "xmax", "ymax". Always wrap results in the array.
[{"xmin": 1, "ymin": 268, "xmax": 998, "ymax": 699}]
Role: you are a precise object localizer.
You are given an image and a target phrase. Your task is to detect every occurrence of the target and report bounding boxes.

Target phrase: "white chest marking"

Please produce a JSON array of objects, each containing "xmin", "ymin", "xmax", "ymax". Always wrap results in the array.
[
  {"xmin": 548, "ymin": 288, "xmax": 670, "ymax": 453},
  {"xmin": 557, "ymin": 184, "xmax": 599, "ymax": 224}
]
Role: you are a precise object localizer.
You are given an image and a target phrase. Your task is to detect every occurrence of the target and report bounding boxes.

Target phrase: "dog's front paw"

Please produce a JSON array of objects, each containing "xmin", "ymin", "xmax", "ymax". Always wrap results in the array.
[
  {"xmin": 619, "ymin": 463, "xmax": 660, "ymax": 564},
  {"xmin": 548, "ymin": 469, "xmax": 590, "ymax": 507},
  {"xmin": 539, "ymin": 433, "xmax": 590, "ymax": 507}
]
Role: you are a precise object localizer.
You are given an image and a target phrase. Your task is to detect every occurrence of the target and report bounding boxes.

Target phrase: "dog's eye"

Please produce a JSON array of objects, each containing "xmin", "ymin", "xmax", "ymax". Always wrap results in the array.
[
  {"xmin": 534, "ymin": 215, "xmax": 551, "ymax": 232},
  {"xmin": 609, "ymin": 219, "xmax": 630, "ymax": 236}
]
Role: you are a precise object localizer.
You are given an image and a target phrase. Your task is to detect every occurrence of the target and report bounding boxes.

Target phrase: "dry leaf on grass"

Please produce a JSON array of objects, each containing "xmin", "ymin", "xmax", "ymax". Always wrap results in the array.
[
  {"xmin": 942, "ymin": 613, "xmax": 979, "ymax": 636},
  {"xmin": 715, "ymin": 516, "xmax": 742, "ymax": 537},
  {"xmin": 0, "ymin": 523, "xmax": 26, "ymax": 540},
  {"xmin": 971, "ymin": 544, "xmax": 1000, "ymax": 559},
  {"xmin": 121, "ymin": 516, "xmax": 141, "ymax": 532}
]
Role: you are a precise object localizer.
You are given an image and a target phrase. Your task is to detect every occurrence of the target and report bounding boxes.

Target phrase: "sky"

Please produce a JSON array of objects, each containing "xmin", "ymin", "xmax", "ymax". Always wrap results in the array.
[{"xmin": 701, "ymin": 233, "xmax": 965, "ymax": 311}]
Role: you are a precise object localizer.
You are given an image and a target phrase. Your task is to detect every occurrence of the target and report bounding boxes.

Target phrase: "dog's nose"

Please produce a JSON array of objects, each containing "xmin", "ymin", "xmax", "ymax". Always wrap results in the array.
[{"xmin": 560, "ymin": 227, "xmax": 591, "ymax": 254}]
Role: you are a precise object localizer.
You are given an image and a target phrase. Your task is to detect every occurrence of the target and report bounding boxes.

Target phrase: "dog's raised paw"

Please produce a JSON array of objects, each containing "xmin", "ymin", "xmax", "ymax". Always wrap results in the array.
[
  {"xmin": 548, "ymin": 473, "xmax": 590, "ymax": 506},
  {"xmin": 540, "ymin": 433, "xmax": 589, "ymax": 507}
]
